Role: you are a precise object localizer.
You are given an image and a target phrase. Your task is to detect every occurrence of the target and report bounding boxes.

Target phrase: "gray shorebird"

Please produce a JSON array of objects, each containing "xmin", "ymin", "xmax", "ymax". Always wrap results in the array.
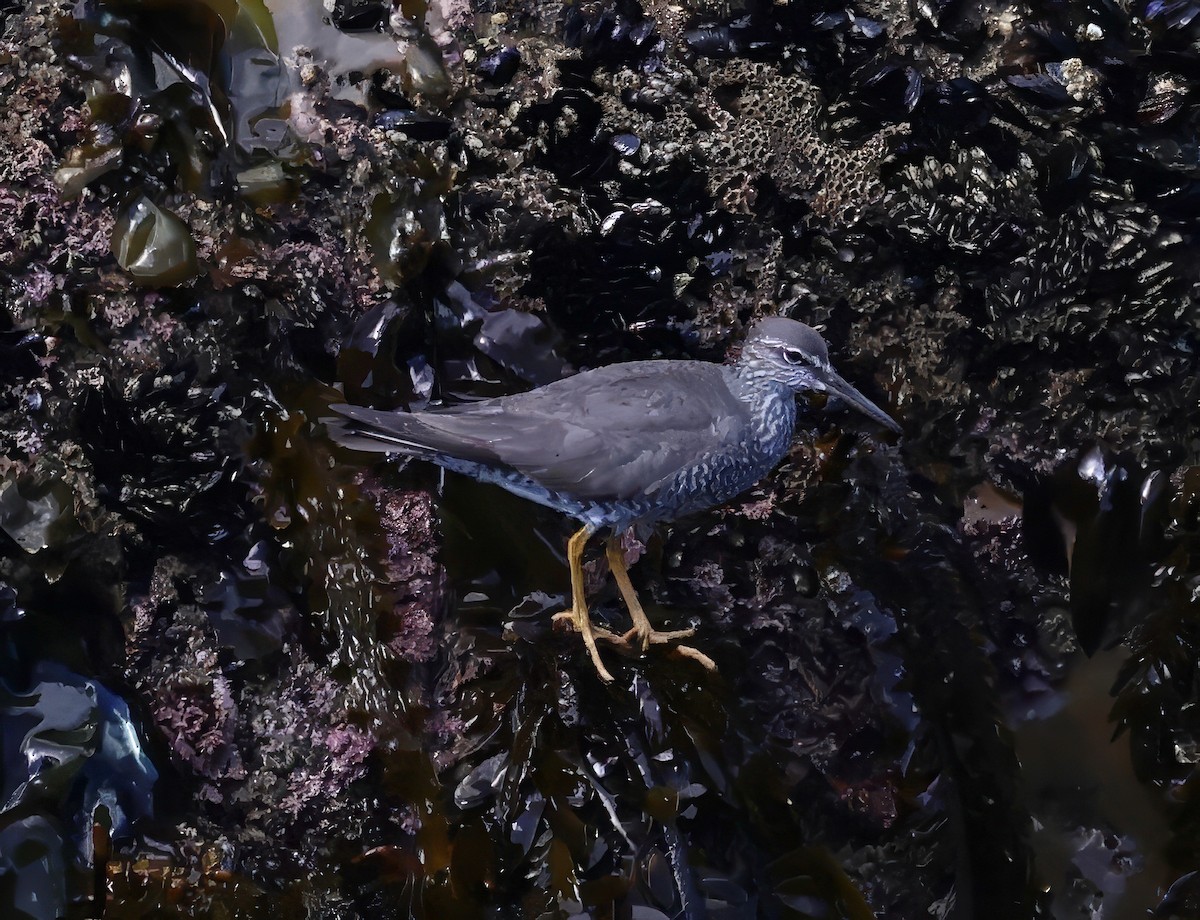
[{"xmin": 328, "ymin": 317, "xmax": 900, "ymax": 681}]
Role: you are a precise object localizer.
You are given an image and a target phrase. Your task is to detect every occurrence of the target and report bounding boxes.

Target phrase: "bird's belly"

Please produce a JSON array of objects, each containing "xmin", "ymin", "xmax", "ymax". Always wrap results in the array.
[
  {"xmin": 646, "ymin": 446, "xmax": 783, "ymax": 524},
  {"xmin": 437, "ymin": 456, "xmax": 656, "ymax": 531},
  {"xmin": 620, "ymin": 399, "xmax": 796, "ymax": 526}
]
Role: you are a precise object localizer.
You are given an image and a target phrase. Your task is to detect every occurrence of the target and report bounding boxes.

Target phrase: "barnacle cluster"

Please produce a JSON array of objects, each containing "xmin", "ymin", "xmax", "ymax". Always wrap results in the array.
[{"xmin": 699, "ymin": 61, "xmax": 902, "ymax": 222}]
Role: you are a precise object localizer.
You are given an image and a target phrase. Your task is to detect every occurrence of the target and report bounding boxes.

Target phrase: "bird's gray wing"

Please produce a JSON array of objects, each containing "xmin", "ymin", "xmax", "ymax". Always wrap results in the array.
[{"xmin": 329, "ymin": 361, "xmax": 752, "ymax": 503}]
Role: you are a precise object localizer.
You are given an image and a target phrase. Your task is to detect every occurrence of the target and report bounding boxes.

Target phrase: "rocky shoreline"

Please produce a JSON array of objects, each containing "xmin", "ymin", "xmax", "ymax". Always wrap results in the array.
[{"xmin": 1, "ymin": 0, "xmax": 1198, "ymax": 916}]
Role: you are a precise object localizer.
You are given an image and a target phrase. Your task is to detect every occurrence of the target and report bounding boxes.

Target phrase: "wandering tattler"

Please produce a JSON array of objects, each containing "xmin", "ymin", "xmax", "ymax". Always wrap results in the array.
[{"xmin": 329, "ymin": 317, "xmax": 900, "ymax": 681}]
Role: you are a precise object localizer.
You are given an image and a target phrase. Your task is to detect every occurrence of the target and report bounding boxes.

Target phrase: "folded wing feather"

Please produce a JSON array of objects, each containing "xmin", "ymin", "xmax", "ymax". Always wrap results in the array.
[{"xmin": 328, "ymin": 361, "xmax": 751, "ymax": 503}]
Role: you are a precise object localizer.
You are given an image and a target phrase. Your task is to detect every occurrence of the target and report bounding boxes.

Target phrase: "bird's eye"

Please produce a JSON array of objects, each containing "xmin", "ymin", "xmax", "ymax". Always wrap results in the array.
[{"xmin": 782, "ymin": 348, "xmax": 805, "ymax": 365}]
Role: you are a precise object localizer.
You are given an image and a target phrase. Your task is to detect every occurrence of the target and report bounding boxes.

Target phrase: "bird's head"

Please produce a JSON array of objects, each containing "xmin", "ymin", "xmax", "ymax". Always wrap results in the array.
[{"xmin": 740, "ymin": 317, "xmax": 901, "ymax": 433}]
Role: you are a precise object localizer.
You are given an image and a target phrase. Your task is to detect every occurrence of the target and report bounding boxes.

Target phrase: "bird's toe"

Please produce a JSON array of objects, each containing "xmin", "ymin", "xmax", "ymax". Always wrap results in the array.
[
  {"xmin": 670, "ymin": 644, "xmax": 718, "ymax": 672},
  {"xmin": 551, "ymin": 607, "xmax": 707, "ymax": 680},
  {"xmin": 628, "ymin": 622, "xmax": 652, "ymax": 653}
]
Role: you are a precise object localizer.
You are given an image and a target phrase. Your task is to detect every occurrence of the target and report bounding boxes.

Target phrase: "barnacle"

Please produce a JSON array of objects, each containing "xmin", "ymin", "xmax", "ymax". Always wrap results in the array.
[{"xmin": 698, "ymin": 61, "xmax": 903, "ymax": 223}]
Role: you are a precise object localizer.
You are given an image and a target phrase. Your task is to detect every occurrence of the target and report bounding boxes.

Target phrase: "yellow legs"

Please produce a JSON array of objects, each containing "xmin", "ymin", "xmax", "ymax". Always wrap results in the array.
[
  {"xmin": 557, "ymin": 525, "xmax": 609, "ymax": 680},
  {"xmin": 552, "ymin": 526, "xmax": 717, "ymax": 682}
]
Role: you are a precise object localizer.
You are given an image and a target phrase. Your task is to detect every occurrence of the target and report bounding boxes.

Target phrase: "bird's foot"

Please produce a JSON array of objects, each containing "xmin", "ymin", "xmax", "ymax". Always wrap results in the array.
[
  {"xmin": 598, "ymin": 626, "xmax": 716, "ymax": 673},
  {"xmin": 551, "ymin": 608, "xmax": 615, "ymax": 683},
  {"xmin": 622, "ymin": 624, "xmax": 696, "ymax": 649},
  {"xmin": 553, "ymin": 611, "xmax": 715, "ymax": 677}
]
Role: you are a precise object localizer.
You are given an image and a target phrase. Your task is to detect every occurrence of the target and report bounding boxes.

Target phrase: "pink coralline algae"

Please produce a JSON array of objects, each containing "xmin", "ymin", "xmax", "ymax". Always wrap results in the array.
[{"xmin": 359, "ymin": 475, "xmax": 444, "ymax": 663}]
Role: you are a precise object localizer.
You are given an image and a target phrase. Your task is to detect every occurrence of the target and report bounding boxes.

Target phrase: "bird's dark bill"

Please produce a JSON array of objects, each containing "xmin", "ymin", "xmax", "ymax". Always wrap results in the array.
[{"xmin": 815, "ymin": 369, "xmax": 901, "ymax": 433}]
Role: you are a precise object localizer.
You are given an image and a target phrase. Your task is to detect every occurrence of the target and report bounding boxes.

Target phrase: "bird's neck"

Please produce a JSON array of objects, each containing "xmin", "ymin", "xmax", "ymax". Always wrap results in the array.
[
  {"xmin": 728, "ymin": 368, "xmax": 798, "ymax": 454},
  {"xmin": 731, "ymin": 359, "xmax": 788, "ymax": 395},
  {"xmin": 732, "ymin": 354, "xmax": 778, "ymax": 386}
]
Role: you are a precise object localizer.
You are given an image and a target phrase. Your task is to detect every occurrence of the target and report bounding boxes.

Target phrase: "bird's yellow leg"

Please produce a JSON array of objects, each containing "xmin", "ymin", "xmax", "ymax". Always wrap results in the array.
[
  {"xmin": 607, "ymin": 535, "xmax": 699, "ymax": 651},
  {"xmin": 551, "ymin": 525, "xmax": 615, "ymax": 682},
  {"xmin": 605, "ymin": 535, "xmax": 653, "ymax": 650},
  {"xmin": 553, "ymin": 528, "xmax": 716, "ymax": 679},
  {"xmin": 602, "ymin": 535, "xmax": 711, "ymax": 670}
]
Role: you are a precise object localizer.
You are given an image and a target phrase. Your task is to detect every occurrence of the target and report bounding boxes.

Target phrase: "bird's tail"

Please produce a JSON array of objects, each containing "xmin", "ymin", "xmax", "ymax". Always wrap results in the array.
[{"xmin": 324, "ymin": 403, "xmax": 441, "ymax": 457}]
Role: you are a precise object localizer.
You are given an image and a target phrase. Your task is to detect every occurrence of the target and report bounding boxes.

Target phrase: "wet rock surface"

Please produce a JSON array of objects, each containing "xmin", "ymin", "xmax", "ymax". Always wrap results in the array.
[{"xmin": 0, "ymin": 0, "xmax": 1198, "ymax": 917}]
